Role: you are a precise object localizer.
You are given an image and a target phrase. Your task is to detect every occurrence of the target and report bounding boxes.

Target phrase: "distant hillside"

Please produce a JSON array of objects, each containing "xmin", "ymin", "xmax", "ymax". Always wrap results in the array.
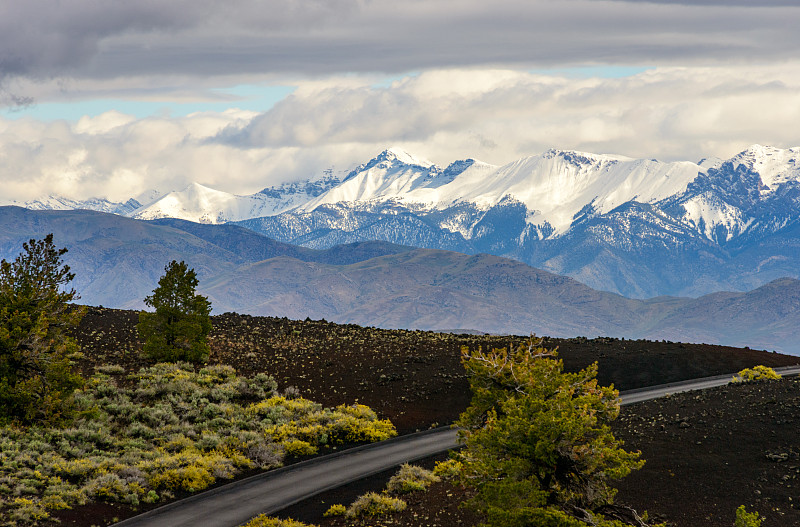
[
  {"xmin": 0, "ymin": 207, "xmax": 411, "ymax": 309},
  {"xmin": 1, "ymin": 206, "xmax": 798, "ymax": 353}
]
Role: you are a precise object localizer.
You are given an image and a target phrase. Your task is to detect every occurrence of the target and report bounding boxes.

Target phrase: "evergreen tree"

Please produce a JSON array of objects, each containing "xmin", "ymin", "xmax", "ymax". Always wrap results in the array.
[
  {"xmin": 0, "ymin": 234, "xmax": 84, "ymax": 425},
  {"xmin": 456, "ymin": 338, "xmax": 648, "ymax": 527},
  {"xmin": 138, "ymin": 260, "xmax": 212, "ymax": 364}
]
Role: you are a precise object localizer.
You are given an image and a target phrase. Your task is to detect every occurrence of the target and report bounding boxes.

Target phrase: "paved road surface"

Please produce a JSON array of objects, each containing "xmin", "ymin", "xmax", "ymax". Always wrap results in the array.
[
  {"xmin": 113, "ymin": 427, "xmax": 459, "ymax": 527},
  {"xmin": 114, "ymin": 365, "xmax": 800, "ymax": 527},
  {"xmin": 619, "ymin": 365, "xmax": 800, "ymax": 405}
]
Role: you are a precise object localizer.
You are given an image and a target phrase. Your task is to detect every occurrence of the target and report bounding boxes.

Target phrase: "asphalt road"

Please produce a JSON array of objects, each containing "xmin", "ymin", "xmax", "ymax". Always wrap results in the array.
[
  {"xmin": 619, "ymin": 365, "xmax": 800, "ymax": 405},
  {"xmin": 113, "ymin": 365, "xmax": 800, "ymax": 527},
  {"xmin": 113, "ymin": 427, "xmax": 459, "ymax": 527}
]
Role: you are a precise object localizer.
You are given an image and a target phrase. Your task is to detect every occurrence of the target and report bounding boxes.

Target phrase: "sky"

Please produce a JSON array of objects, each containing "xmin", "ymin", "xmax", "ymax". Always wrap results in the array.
[{"xmin": 1, "ymin": 0, "xmax": 800, "ymax": 202}]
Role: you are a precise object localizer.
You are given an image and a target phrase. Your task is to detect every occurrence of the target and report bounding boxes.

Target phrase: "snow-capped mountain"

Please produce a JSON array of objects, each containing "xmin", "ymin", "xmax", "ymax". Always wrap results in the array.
[
  {"xmin": 130, "ymin": 182, "xmax": 273, "ymax": 224},
  {"xmin": 12, "ymin": 144, "xmax": 800, "ymax": 298},
  {"xmin": 9, "ymin": 195, "xmax": 145, "ymax": 215},
  {"xmin": 129, "ymin": 172, "xmax": 342, "ymax": 223},
  {"xmin": 664, "ymin": 145, "xmax": 800, "ymax": 245},
  {"xmin": 235, "ymin": 144, "xmax": 800, "ymax": 298}
]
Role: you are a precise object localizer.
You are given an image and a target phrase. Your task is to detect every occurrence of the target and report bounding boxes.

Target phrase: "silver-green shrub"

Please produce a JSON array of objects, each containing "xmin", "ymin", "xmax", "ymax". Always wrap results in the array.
[{"xmin": 0, "ymin": 362, "xmax": 395, "ymax": 525}]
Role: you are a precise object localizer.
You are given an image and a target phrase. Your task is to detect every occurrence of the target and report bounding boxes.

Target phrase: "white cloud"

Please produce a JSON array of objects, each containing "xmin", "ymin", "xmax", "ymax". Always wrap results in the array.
[{"xmin": 1, "ymin": 64, "xmax": 799, "ymax": 203}]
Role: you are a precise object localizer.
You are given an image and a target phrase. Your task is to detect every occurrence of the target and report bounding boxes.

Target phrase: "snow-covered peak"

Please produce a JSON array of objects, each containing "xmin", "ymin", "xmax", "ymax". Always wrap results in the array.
[
  {"xmin": 382, "ymin": 146, "xmax": 433, "ymax": 167},
  {"xmin": 134, "ymin": 189, "xmax": 164, "ymax": 208},
  {"xmin": 131, "ymin": 182, "xmax": 271, "ymax": 224},
  {"xmin": 697, "ymin": 157, "xmax": 724, "ymax": 170},
  {"xmin": 541, "ymin": 148, "xmax": 633, "ymax": 166},
  {"xmin": 12, "ymin": 195, "xmax": 142, "ymax": 215},
  {"xmin": 299, "ymin": 149, "xmax": 445, "ymax": 211},
  {"xmin": 728, "ymin": 144, "xmax": 800, "ymax": 191},
  {"xmin": 398, "ymin": 150, "xmax": 700, "ymax": 235},
  {"xmin": 259, "ymin": 171, "xmax": 341, "ymax": 200}
]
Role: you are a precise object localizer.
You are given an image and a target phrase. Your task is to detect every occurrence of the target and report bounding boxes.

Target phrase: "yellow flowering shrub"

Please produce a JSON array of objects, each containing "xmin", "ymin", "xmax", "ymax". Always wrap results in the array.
[
  {"xmin": 242, "ymin": 514, "xmax": 317, "ymax": 527},
  {"xmin": 323, "ymin": 504, "xmax": 346, "ymax": 517},
  {"xmin": 0, "ymin": 362, "xmax": 394, "ymax": 524},
  {"xmin": 432, "ymin": 458, "xmax": 462, "ymax": 479},
  {"xmin": 732, "ymin": 365, "xmax": 782, "ymax": 383}
]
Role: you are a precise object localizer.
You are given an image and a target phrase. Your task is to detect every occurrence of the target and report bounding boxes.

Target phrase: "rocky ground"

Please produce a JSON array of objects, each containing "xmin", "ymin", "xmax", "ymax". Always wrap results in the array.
[{"xmin": 63, "ymin": 307, "xmax": 800, "ymax": 527}]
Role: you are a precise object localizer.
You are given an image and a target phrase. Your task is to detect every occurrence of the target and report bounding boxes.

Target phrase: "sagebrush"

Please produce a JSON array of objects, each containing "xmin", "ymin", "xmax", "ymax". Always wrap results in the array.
[{"xmin": 0, "ymin": 362, "xmax": 395, "ymax": 525}]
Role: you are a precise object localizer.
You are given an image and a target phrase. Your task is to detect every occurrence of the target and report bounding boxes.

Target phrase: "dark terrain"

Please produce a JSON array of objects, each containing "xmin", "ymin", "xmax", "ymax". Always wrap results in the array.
[{"xmin": 61, "ymin": 307, "xmax": 800, "ymax": 527}]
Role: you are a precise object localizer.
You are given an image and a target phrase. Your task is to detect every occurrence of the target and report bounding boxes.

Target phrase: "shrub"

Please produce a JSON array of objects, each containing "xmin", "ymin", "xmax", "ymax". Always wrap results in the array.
[
  {"xmin": 8, "ymin": 497, "xmax": 49, "ymax": 522},
  {"xmin": 242, "ymin": 515, "xmax": 317, "ymax": 527},
  {"xmin": 95, "ymin": 365, "xmax": 126, "ymax": 375},
  {"xmin": 732, "ymin": 365, "xmax": 782, "ymax": 383},
  {"xmin": 282, "ymin": 439, "xmax": 317, "ymax": 457},
  {"xmin": 0, "ymin": 361, "xmax": 393, "ymax": 524},
  {"xmin": 85, "ymin": 472, "xmax": 129, "ymax": 501},
  {"xmin": 385, "ymin": 464, "xmax": 440, "ymax": 494},
  {"xmin": 432, "ymin": 458, "xmax": 462, "ymax": 479},
  {"xmin": 734, "ymin": 505, "xmax": 762, "ymax": 527},
  {"xmin": 246, "ymin": 442, "xmax": 283, "ymax": 469},
  {"xmin": 323, "ymin": 503, "xmax": 346, "ymax": 517},
  {"xmin": 345, "ymin": 492, "xmax": 407, "ymax": 518}
]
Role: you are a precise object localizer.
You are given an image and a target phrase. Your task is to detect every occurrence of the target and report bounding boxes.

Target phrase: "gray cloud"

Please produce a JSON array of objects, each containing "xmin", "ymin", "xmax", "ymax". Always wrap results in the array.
[{"xmin": 2, "ymin": 0, "xmax": 800, "ymax": 105}]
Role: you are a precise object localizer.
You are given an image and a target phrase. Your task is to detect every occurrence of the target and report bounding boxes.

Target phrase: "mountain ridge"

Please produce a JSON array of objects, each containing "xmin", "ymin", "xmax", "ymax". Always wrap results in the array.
[
  {"xmin": 10, "ymin": 144, "xmax": 800, "ymax": 298},
  {"xmin": 1, "ymin": 206, "xmax": 798, "ymax": 353}
]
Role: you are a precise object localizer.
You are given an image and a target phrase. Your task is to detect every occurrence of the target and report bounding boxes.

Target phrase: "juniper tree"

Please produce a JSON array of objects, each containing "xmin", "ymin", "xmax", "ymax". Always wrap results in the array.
[
  {"xmin": 137, "ymin": 260, "xmax": 212, "ymax": 364},
  {"xmin": 456, "ymin": 337, "xmax": 648, "ymax": 527},
  {"xmin": 0, "ymin": 234, "xmax": 84, "ymax": 425}
]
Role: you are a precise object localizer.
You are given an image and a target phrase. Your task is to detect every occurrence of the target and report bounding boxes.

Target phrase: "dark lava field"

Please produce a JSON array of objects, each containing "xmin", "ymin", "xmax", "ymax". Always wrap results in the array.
[{"xmin": 64, "ymin": 307, "xmax": 800, "ymax": 527}]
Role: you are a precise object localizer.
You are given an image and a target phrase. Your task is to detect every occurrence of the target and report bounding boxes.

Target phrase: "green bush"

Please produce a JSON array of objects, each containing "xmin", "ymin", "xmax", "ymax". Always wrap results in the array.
[
  {"xmin": 456, "ymin": 337, "xmax": 647, "ymax": 526},
  {"xmin": 345, "ymin": 492, "xmax": 407, "ymax": 518},
  {"xmin": 385, "ymin": 463, "xmax": 440, "ymax": 494},
  {"xmin": 138, "ymin": 261, "xmax": 212, "ymax": 364}
]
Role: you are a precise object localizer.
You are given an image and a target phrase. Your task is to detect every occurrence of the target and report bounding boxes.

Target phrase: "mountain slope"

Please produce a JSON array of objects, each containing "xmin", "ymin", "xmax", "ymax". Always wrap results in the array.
[
  {"xmin": 2, "ymin": 207, "xmax": 797, "ymax": 353},
  {"xmin": 0, "ymin": 207, "xmax": 410, "ymax": 308},
  {"xmin": 641, "ymin": 277, "xmax": 800, "ymax": 351},
  {"xmin": 201, "ymin": 250, "xmax": 649, "ymax": 337},
  {"xmin": 235, "ymin": 145, "xmax": 800, "ymax": 298}
]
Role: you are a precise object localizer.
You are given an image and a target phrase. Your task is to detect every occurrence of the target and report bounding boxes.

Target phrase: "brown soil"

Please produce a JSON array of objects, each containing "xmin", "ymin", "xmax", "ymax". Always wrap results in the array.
[{"xmin": 59, "ymin": 307, "xmax": 800, "ymax": 527}]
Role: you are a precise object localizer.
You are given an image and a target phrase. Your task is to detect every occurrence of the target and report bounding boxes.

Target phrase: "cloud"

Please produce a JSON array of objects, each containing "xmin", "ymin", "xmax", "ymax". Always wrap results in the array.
[
  {"xmin": 218, "ymin": 65, "xmax": 800, "ymax": 162},
  {"xmin": 1, "ymin": 64, "xmax": 799, "ymax": 204},
  {"xmin": 2, "ymin": 0, "xmax": 800, "ymax": 106}
]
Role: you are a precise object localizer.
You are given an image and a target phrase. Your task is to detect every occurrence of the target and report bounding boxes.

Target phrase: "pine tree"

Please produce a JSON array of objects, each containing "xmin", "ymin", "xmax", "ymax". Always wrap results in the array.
[
  {"xmin": 0, "ymin": 234, "xmax": 84, "ymax": 425},
  {"xmin": 137, "ymin": 260, "xmax": 212, "ymax": 364},
  {"xmin": 456, "ymin": 337, "xmax": 648, "ymax": 526}
]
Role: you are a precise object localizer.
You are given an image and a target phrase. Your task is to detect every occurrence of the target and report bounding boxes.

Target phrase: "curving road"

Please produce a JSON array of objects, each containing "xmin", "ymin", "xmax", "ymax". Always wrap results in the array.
[
  {"xmin": 113, "ymin": 365, "xmax": 800, "ymax": 527},
  {"xmin": 113, "ymin": 427, "xmax": 459, "ymax": 527},
  {"xmin": 619, "ymin": 365, "xmax": 800, "ymax": 405}
]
